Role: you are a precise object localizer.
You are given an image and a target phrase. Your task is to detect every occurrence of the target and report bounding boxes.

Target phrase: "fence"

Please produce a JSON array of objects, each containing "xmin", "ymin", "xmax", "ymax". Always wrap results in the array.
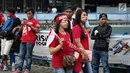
[
  {"xmin": 2, "ymin": 12, "xmax": 130, "ymax": 31},
  {"xmin": 2, "ymin": 12, "xmax": 130, "ymax": 21}
]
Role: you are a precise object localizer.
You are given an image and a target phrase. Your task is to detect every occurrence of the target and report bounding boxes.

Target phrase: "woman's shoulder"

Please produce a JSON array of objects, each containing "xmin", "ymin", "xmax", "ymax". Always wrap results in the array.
[{"xmin": 73, "ymin": 25, "xmax": 81, "ymax": 29}]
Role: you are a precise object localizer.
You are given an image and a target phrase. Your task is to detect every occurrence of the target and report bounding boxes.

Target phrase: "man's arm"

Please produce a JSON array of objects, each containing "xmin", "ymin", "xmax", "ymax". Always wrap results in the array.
[
  {"xmin": 28, "ymin": 21, "xmax": 40, "ymax": 33},
  {"xmin": 12, "ymin": 18, "xmax": 21, "ymax": 33}
]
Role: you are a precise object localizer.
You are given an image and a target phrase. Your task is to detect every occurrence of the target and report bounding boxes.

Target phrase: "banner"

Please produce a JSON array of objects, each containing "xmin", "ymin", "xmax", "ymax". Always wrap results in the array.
[
  {"xmin": 33, "ymin": 30, "xmax": 130, "ymax": 65},
  {"xmin": 33, "ymin": 31, "xmax": 51, "ymax": 58}
]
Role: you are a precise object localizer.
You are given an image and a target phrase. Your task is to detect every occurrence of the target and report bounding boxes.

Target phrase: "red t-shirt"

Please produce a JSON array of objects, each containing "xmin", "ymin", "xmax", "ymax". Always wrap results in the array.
[
  {"xmin": 72, "ymin": 25, "xmax": 89, "ymax": 72},
  {"xmin": 21, "ymin": 18, "xmax": 40, "ymax": 44},
  {"xmin": 72, "ymin": 25, "xmax": 89, "ymax": 50},
  {"xmin": 0, "ymin": 14, "xmax": 5, "ymax": 25},
  {"xmin": 49, "ymin": 32, "xmax": 72, "ymax": 68}
]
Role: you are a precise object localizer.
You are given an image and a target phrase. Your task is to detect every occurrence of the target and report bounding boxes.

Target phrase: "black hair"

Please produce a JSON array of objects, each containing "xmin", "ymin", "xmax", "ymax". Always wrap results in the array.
[
  {"xmin": 53, "ymin": 14, "xmax": 61, "ymax": 34},
  {"xmin": 99, "ymin": 13, "xmax": 108, "ymax": 19},
  {"xmin": 54, "ymin": 14, "xmax": 71, "ymax": 35},
  {"xmin": 25, "ymin": 9, "xmax": 35, "ymax": 15},
  {"xmin": 55, "ymin": 20, "xmax": 61, "ymax": 35},
  {"xmin": 64, "ymin": 6, "xmax": 74, "ymax": 11},
  {"xmin": 73, "ymin": 5, "xmax": 82, "ymax": 10},
  {"xmin": 7, "ymin": 7, "xmax": 15, "ymax": 14},
  {"xmin": 74, "ymin": 9, "xmax": 88, "ymax": 40}
]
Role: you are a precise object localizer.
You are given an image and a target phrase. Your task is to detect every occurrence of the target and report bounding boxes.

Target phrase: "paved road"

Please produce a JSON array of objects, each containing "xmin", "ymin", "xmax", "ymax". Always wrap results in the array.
[
  {"xmin": 0, "ymin": 66, "xmax": 104, "ymax": 73},
  {"xmin": 0, "ymin": 65, "xmax": 53, "ymax": 73}
]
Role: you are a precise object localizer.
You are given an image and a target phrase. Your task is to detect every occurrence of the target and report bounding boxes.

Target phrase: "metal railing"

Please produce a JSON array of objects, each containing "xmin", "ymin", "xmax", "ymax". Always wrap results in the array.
[
  {"xmin": 1, "ymin": 12, "xmax": 130, "ymax": 21},
  {"xmin": 2, "ymin": 12, "xmax": 130, "ymax": 30}
]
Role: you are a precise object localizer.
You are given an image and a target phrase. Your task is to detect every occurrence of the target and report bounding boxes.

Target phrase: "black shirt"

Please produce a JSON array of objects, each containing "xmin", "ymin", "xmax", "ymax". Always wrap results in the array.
[{"xmin": 91, "ymin": 24, "xmax": 112, "ymax": 51}]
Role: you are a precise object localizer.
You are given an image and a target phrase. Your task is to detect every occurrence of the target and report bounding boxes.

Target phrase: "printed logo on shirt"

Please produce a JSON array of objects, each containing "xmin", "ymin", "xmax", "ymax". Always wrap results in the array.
[
  {"xmin": 27, "ymin": 22, "xmax": 33, "ymax": 25},
  {"xmin": 23, "ymin": 26, "xmax": 27, "ymax": 35},
  {"xmin": 36, "ymin": 24, "xmax": 40, "ymax": 28},
  {"xmin": 36, "ymin": 24, "xmax": 40, "ymax": 26},
  {"xmin": 28, "ymin": 27, "xmax": 31, "ymax": 31},
  {"xmin": 22, "ymin": 22, "xmax": 33, "ymax": 35}
]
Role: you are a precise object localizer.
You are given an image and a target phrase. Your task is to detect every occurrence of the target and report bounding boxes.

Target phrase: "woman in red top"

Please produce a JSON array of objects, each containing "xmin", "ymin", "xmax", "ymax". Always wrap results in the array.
[
  {"xmin": 72, "ymin": 9, "xmax": 93, "ymax": 73},
  {"xmin": 49, "ymin": 14, "xmax": 85, "ymax": 73}
]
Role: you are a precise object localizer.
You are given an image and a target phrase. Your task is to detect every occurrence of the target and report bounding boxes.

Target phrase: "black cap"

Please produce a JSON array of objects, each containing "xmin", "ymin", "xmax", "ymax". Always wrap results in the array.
[{"xmin": 99, "ymin": 13, "xmax": 108, "ymax": 19}]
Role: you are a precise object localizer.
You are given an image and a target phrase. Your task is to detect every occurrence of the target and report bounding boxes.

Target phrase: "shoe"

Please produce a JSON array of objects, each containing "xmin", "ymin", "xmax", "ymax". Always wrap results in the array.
[
  {"xmin": 12, "ymin": 62, "xmax": 15, "ymax": 71},
  {"xmin": 3, "ymin": 65, "xmax": 8, "ymax": 71},
  {"xmin": 12, "ymin": 69, "xmax": 22, "ymax": 73},
  {"xmin": 0, "ymin": 63, "xmax": 3, "ymax": 69},
  {"xmin": 24, "ymin": 69, "xmax": 30, "ymax": 73}
]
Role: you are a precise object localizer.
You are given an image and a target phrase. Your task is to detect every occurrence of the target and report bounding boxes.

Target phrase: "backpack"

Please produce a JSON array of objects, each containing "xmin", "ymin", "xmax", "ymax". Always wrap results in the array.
[{"xmin": 0, "ymin": 17, "xmax": 21, "ymax": 37}]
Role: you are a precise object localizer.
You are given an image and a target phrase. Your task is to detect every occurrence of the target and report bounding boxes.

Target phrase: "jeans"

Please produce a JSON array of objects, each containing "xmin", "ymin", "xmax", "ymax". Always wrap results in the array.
[
  {"xmin": 82, "ymin": 62, "xmax": 93, "ymax": 73},
  {"xmin": 73, "ymin": 62, "xmax": 93, "ymax": 73},
  {"xmin": 53, "ymin": 68, "xmax": 73, "ymax": 73},
  {"xmin": 65, "ymin": 68, "xmax": 73, "ymax": 73},
  {"xmin": 92, "ymin": 49, "xmax": 110, "ymax": 73},
  {"xmin": 17, "ymin": 43, "xmax": 34, "ymax": 70},
  {"xmin": 9, "ymin": 50, "xmax": 15, "ymax": 65},
  {"xmin": 0, "ymin": 55, "xmax": 2, "ymax": 63}
]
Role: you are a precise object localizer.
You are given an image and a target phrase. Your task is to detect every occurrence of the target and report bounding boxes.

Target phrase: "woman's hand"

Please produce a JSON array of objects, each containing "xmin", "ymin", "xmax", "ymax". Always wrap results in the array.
[
  {"xmin": 49, "ymin": 38, "xmax": 64, "ymax": 55},
  {"xmin": 81, "ymin": 50, "xmax": 89, "ymax": 61},
  {"xmin": 59, "ymin": 38, "xmax": 64, "ymax": 45},
  {"xmin": 58, "ymin": 38, "xmax": 64, "ymax": 49}
]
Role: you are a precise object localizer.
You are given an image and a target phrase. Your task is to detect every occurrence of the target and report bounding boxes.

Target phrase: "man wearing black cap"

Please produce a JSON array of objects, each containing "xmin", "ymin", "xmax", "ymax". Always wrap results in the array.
[{"xmin": 91, "ymin": 13, "xmax": 112, "ymax": 73}]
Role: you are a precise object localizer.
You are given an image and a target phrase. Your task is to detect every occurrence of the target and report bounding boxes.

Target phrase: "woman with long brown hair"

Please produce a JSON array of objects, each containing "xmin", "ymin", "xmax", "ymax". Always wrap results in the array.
[{"xmin": 72, "ymin": 9, "xmax": 93, "ymax": 73}]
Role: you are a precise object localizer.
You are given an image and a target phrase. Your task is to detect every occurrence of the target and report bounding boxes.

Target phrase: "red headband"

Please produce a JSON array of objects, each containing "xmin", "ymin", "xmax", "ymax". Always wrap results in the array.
[{"xmin": 55, "ymin": 14, "xmax": 68, "ymax": 23}]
